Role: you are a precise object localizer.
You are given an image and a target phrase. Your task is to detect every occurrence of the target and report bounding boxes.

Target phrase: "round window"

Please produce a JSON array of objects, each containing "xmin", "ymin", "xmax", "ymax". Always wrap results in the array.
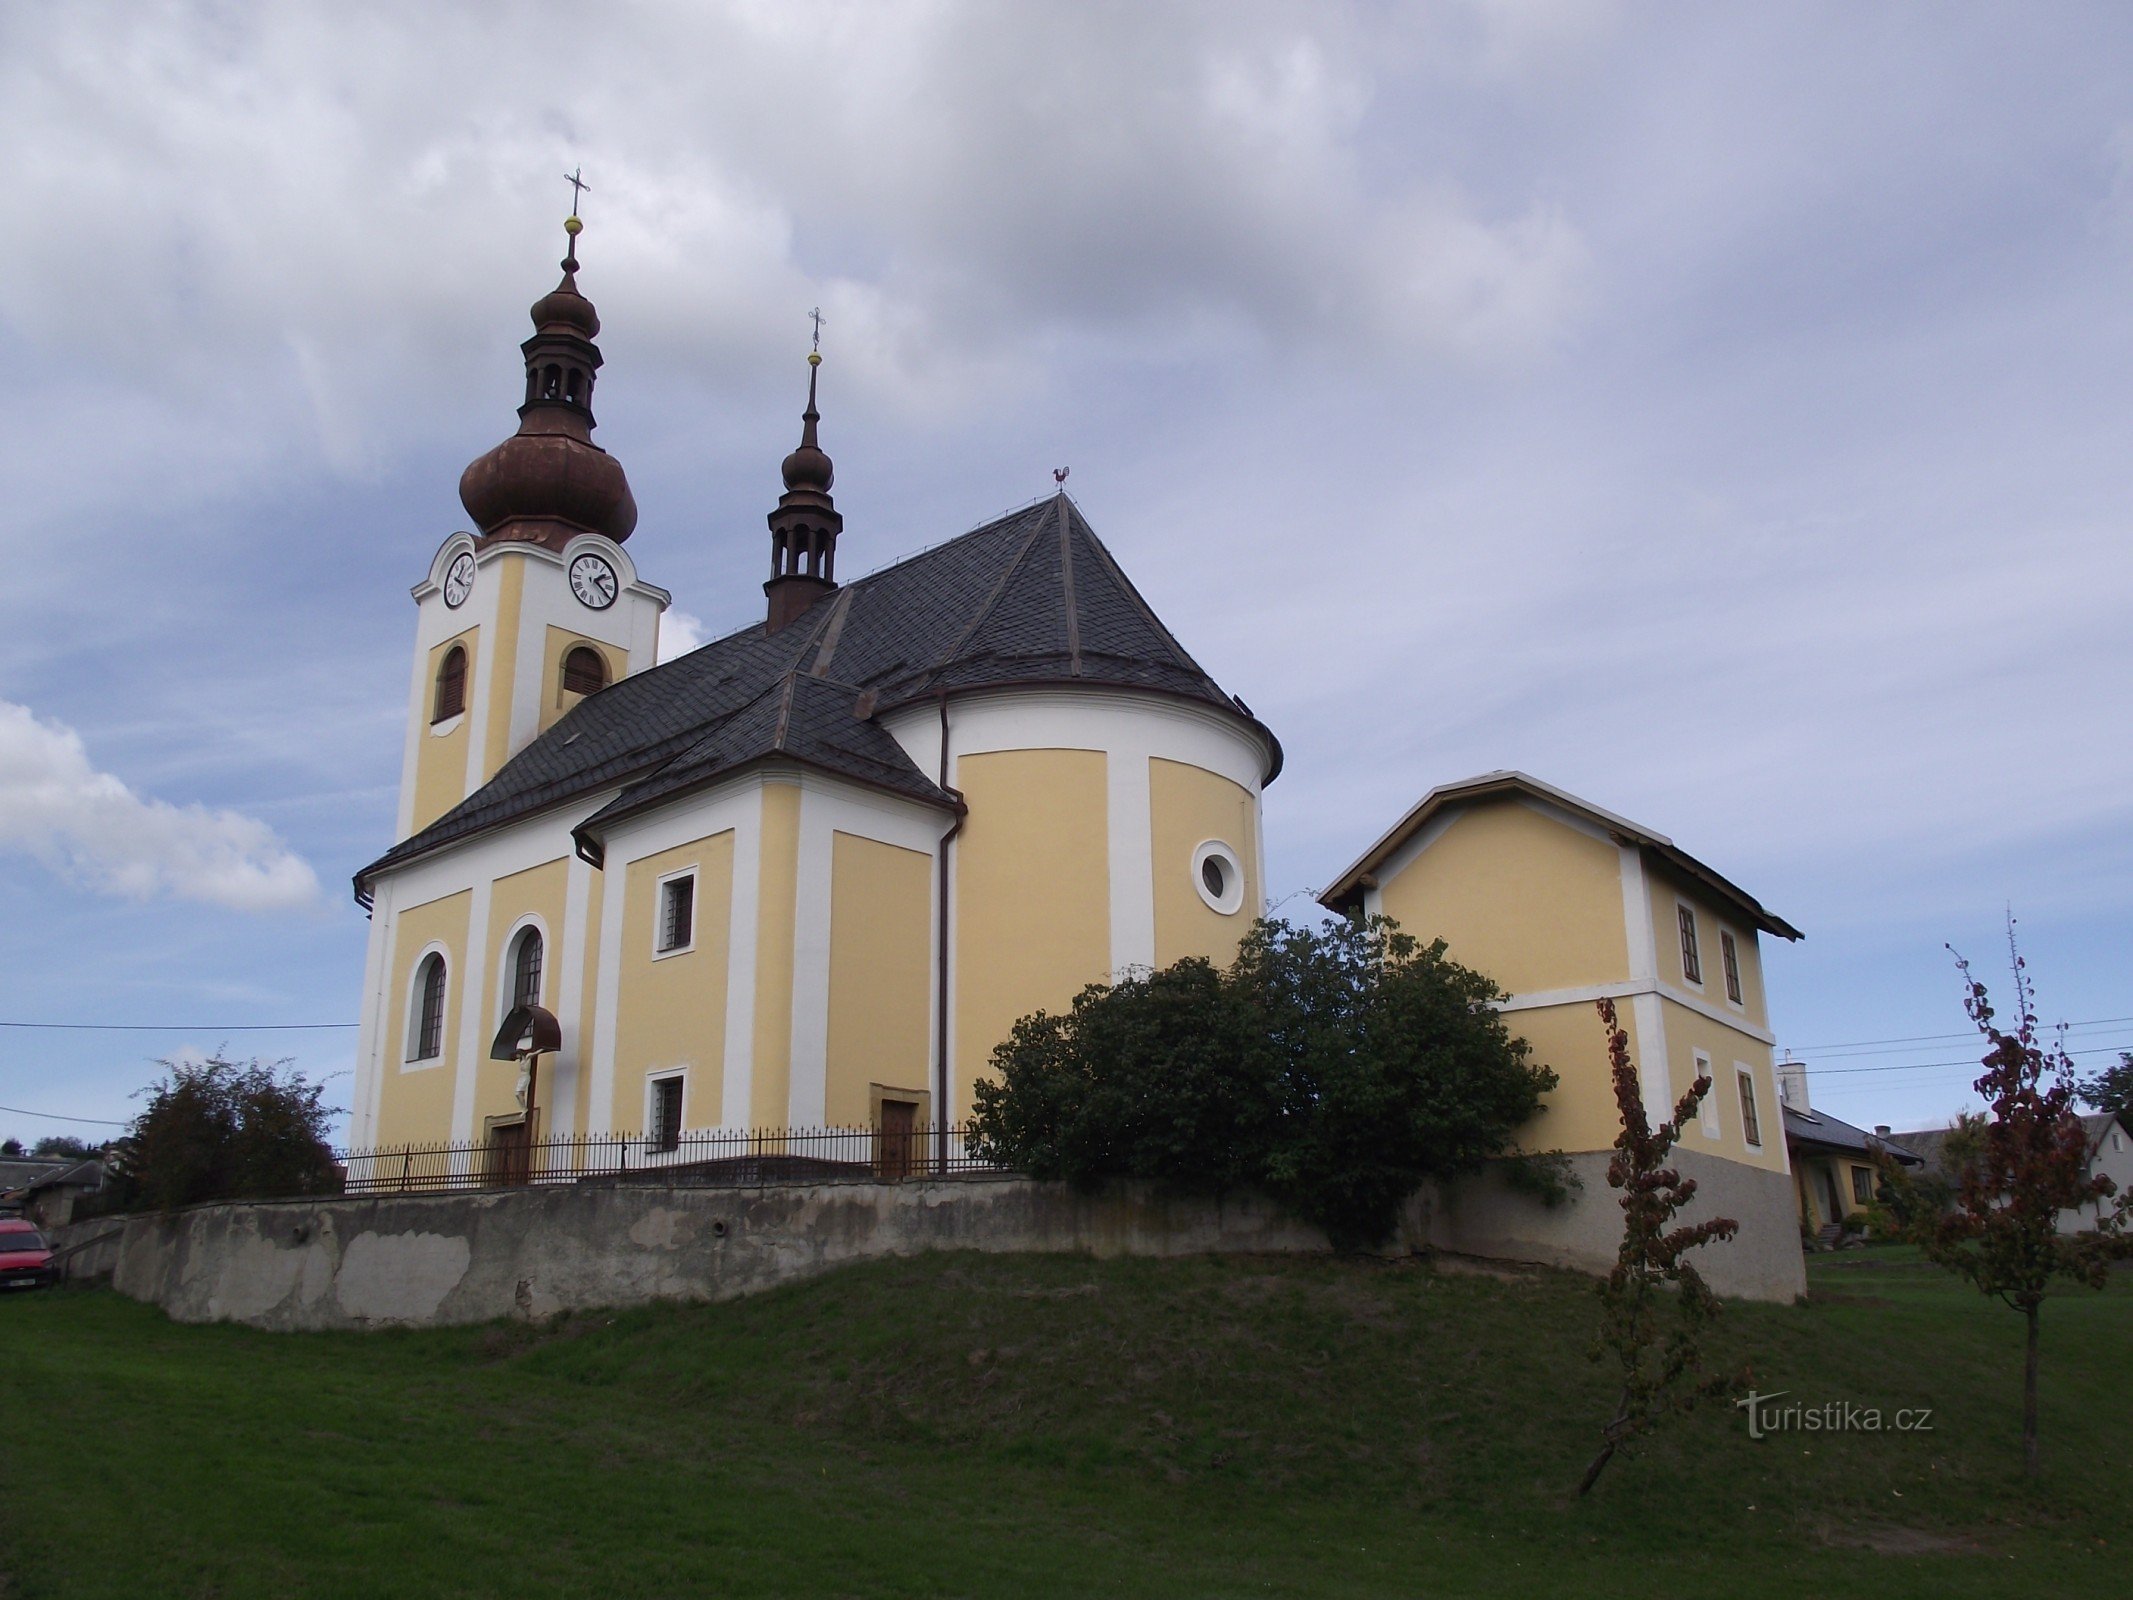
[{"xmin": 1191, "ymin": 840, "xmax": 1245, "ymax": 916}]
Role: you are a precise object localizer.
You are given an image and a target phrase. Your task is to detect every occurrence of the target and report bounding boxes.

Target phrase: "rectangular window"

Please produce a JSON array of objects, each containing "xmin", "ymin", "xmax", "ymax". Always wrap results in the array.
[
  {"xmin": 650, "ymin": 1076, "xmax": 684, "ymax": 1153},
  {"xmin": 1677, "ymin": 904, "xmax": 1702, "ymax": 985},
  {"xmin": 659, "ymin": 874, "xmax": 695, "ymax": 953},
  {"xmin": 1851, "ymin": 1166, "xmax": 1874, "ymax": 1205},
  {"xmin": 1720, "ymin": 931, "xmax": 1743, "ymax": 1005},
  {"xmin": 1694, "ymin": 1049, "xmax": 1718, "ymax": 1137},
  {"xmin": 1737, "ymin": 1069, "xmax": 1761, "ymax": 1147}
]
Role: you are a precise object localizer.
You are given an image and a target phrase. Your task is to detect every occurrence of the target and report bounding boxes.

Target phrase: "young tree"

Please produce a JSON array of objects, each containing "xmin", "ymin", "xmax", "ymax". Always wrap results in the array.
[
  {"xmin": 1579, "ymin": 998, "xmax": 1739, "ymax": 1497},
  {"xmin": 110, "ymin": 1054, "xmax": 341, "ymax": 1212},
  {"xmin": 2074, "ymin": 1051, "xmax": 2133, "ymax": 1119},
  {"xmin": 1888, "ymin": 945, "xmax": 2130, "ymax": 1475}
]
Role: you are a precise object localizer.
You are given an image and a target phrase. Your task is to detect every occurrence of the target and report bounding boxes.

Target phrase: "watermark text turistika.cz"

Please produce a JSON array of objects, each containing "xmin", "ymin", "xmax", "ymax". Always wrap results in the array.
[{"xmin": 1736, "ymin": 1390, "xmax": 1934, "ymax": 1440}]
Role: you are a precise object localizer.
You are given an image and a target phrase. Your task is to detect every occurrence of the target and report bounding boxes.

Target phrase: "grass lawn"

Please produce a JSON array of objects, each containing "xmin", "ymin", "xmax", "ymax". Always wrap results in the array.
[{"xmin": 0, "ymin": 1245, "xmax": 2123, "ymax": 1598}]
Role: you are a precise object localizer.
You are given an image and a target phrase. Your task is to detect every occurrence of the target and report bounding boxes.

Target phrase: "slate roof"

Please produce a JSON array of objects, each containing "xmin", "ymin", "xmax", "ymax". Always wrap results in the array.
[
  {"xmin": 1782, "ymin": 1105, "xmax": 1923, "ymax": 1164},
  {"xmin": 1890, "ymin": 1112, "xmax": 2128, "ymax": 1181},
  {"xmin": 357, "ymin": 494, "xmax": 1276, "ymax": 895}
]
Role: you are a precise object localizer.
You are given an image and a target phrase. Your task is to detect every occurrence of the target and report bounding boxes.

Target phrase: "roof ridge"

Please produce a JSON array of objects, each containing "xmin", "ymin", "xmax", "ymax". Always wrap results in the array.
[
  {"xmin": 1056, "ymin": 493, "xmax": 1082, "ymax": 676},
  {"xmin": 911, "ymin": 501, "xmax": 1056, "ymax": 695},
  {"xmin": 1063, "ymin": 499, "xmax": 1208, "ymax": 679}
]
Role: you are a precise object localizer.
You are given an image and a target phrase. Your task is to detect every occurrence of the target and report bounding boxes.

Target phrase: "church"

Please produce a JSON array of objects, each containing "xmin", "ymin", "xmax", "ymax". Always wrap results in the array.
[{"xmin": 348, "ymin": 215, "xmax": 1280, "ymax": 1160}]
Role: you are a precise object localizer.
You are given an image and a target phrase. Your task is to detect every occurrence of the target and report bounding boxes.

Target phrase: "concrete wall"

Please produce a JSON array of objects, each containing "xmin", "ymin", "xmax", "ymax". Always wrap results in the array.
[
  {"xmin": 1432, "ymin": 1147, "xmax": 1808, "ymax": 1303},
  {"xmin": 71, "ymin": 1178, "xmax": 1382, "ymax": 1333}
]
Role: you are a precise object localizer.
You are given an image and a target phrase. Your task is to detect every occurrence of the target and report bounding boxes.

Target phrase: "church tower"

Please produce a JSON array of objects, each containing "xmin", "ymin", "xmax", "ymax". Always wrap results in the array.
[{"xmin": 395, "ymin": 213, "xmax": 669, "ymax": 837}]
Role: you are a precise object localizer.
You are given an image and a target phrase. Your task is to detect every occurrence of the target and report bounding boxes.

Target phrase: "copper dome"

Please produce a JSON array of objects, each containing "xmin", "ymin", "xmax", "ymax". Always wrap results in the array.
[{"xmin": 459, "ymin": 431, "xmax": 637, "ymax": 544}]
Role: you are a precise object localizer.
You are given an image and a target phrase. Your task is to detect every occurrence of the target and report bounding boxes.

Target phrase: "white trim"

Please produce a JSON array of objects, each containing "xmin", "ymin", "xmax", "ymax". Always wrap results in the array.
[
  {"xmin": 1191, "ymin": 838, "xmax": 1246, "ymax": 916},
  {"xmin": 1493, "ymin": 979, "xmax": 1777, "ymax": 1046},
  {"xmin": 589, "ymin": 836, "xmax": 629, "ymax": 1136},
  {"xmin": 1377, "ymin": 809, "xmax": 1461, "ymax": 890},
  {"xmin": 1734, "ymin": 1062, "xmax": 1762, "ymax": 1150},
  {"xmin": 353, "ymin": 874, "xmax": 398, "ymax": 1146},
  {"xmin": 1717, "ymin": 924, "xmax": 1747, "ymax": 1012},
  {"xmin": 552, "ymin": 851, "xmax": 594, "ymax": 1138},
  {"xmin": 1693, "ymin": 1048, "xmax": 1719, "ymax": 1139},
  {"xmin": 651, "ymin": 864, "xmax": 699, "ymax": 960},
  {"xmin": 1673, "ymin": 898, "xmax": 1706, "ymax": 991},
  {"xmin": 400, "ymin": 941, "xmax": 451, "ymax": 1067},
  {"xmin": 1630, "ymin": 989, "xmax": 1670, "ymax": 1127},
  {"xmin": 426, "ymin": 711, "xmax": 465, "ymax": 739},
  {"xmin": 448, "ymin": 876, "xmax": 494, "ymax": 1142},
  {"xmin": 494, "ymin": 913, "xmax": 551, "ymax": 1023},
  {"xmin": 1620, "ymin": 844, "xmax": 1657, "ymax": 987},
  {"xmin": 645, "ymin": 1066, "xmax": 688, "ymax": 1144}
]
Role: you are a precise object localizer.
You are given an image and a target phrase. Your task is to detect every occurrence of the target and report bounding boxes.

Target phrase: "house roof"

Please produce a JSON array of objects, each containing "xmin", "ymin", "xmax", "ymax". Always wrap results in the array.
[
  {"xmin": 356, "ymin": 493, "xmax": 1278, "ymax": 895},
  {"xmin": 1890, "ymin": 1111, "xmax": 2129, "ymax": 1180},
  {"xmin": 1317, "ymin": 769, "xmax": 1802, "ymax": 940},
  {"xmin": 0, "ymin": 1158, "xmax": 104, "ymax": 1196},
  {"xmin": 1783, "ymin": 1105, "xmax": 1923, "ymax": 1164}
]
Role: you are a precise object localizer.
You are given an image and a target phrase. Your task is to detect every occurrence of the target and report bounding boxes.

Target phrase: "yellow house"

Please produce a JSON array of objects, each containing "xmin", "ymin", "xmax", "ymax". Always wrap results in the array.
[
  {"xmin": 347, "ymin": 219, "xmax": 1278, "ymax": 1167},
  {"xmin": 1779, "ymin": 1065, "xmax": 1923, "ymax": 1244},
  {"xmin": 1320, "ymin": 771, "xmax": 1808, "ymax": 1300}
]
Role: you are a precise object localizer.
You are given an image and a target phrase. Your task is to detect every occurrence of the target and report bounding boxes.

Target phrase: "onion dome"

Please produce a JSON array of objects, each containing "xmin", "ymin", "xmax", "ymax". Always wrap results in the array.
[{"xmin": 458, "ymin": 215, "xmax": 637, "ymax": 550}]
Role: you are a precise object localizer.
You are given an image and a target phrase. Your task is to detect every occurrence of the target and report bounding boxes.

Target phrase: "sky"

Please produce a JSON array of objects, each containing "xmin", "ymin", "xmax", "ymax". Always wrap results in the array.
[{"xmin": 2, "ymin": 0, "xmax": 2128, "ymax": 1148}]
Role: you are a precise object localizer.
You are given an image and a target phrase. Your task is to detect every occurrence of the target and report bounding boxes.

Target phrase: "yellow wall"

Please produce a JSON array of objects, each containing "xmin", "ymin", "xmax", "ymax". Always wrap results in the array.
[
  {"xmin": 1375, "ymin": 798, "xmax": 1629, "ymax": 996},
  {"xmin": 1655, "ymin": 998, "xmax": 1784, "ymax": 1172},
  {"xmin": 1797, "ymin": 1155, "xmax": 1877, "ymax": 1231},
  {"xmin": 473, "ymin": 858, "xmax": 569, "ymax": 1136},
  {"xmin": 954, "ymin": 748, "xmax": 1110, "ymax": 1114},
  {"xmin": 1647, "ymin": 864, "xmax": 1769, "ymax": 1030},
  {"xmin": 751, "ymin": 783, "xmax": 802, "ymax": 1128},
  {"xmin": 479, "ymin": 553, "xmax": 526, "ymax": 786},
  {"xmin": 1149, "ymin": 757, "xmax": 1259, "ymax": 967},
  {"xmin": 375, "ymin": 889, "xmax": 472, "ymax": 1148},
  {"xmin": 411, "ymin": 627, "xmax": 478, "ymax": 832},
  {"xmin": 612, "ymin": 831, "xmax": 735, "ymax": 1132},
  {"xmin": 539, "ymin": 625, "xmax": 626, "ymax": 735},
  {"xmin": 825, "ymin": 831, "xmax": 934, "ymax": 1126}
]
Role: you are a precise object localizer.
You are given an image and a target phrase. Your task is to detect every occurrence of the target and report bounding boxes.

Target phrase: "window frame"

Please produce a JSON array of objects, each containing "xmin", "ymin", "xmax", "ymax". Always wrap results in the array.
[
  {"xmin": 646, "ymin": 1070, "xmax": 686, "ymax": 1154},
  {"xmin": 1191, "ymin": 839, "xmax": 1246, "ymax": 916},
  {"xmin": 1850, "ymin": 1165, "xmax": 1875, "ymax": 1206},
  {"xmin": 432, "ymin": 643, "xmax": 469, "ymax": 724},
  {"xmin": 1719, "ymin": 927, "xmax": 1745, "ymax": 1008},
  {"xmin": 405, "ymin": 947, "xmax": 449, "ymax": 1064},
  {"xmin": 1675, "ymin": 901, "xmax": 1703, "ymax": 988},
  {"xmin": 653, "ymin": 866, "xmax": 698, "ymax": 959},
  {"xmin": 1736, "ymin": 1066, "xmax": 1762, "ymax": 1149},
  {"xmin": 508, "ymin": 924, "xmax": 544, "ymax": 1015},
  {"xmin": 560, "ymin": 644, "xmax": 608, "ymax": 700},
  {"xmin": 1693, "ymin": 1048, "xmax": 1719, "ymax": 1138}
]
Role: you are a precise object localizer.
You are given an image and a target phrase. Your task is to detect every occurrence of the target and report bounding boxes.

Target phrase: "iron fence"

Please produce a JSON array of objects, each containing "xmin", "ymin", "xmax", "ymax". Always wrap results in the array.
[{"xmin": 335, "ymin": 1123, "xmax": 997, "ymax": 1195}]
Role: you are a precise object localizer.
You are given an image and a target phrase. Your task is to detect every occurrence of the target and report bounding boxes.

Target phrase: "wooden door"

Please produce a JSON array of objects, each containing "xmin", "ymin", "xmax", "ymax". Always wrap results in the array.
[
  {"xmin": 877, "ymin": 1100, "xmax": 917, "ymax": 1181},
  {"xmin": 486, "ymin": 1120, "xmax": 532, "ymax": 1187}
]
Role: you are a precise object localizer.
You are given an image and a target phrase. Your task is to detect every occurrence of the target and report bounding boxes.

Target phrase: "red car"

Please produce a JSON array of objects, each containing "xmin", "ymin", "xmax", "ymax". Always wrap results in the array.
[{"xmin": 0, "ymin": 1218, "xmax": 58, "ymax": 1291}]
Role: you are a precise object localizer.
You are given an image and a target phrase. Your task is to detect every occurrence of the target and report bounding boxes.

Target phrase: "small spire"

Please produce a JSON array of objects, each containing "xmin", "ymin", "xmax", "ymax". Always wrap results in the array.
[{"xmin": 766, "ymin": 327, "xmax": 843, "ymax": 632}]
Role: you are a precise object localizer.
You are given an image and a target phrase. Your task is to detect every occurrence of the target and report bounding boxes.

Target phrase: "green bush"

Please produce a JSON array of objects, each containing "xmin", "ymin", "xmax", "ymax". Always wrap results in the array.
[
  {"xmin": 107, "ymin": 1054, "xmax": 340, "ymax": 1212},
  {"xmin": 969, "ymin": 916, "xmax": 1555, "ymax": 1247}
]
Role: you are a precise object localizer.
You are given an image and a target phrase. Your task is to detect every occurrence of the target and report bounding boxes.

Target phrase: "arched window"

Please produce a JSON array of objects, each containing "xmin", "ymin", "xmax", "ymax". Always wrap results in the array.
[
  {"xmin": 433, "ymin": 645, "xmax": 467, "ymax": 722},
  {"xmin": 565, "ymin": 367, "xmax": 583, "ymax": 403},
  {"xmin": 510, "ymin": 927, "xmax": 543, "ymax": 1013},
  {"xmin": 542, "ymin": 363, "xmax": 562, "ymax": 399},
  {"xmin": 562, "ymin": 645, "xmax": 608, "ymax": 697},
  {"xmin": 409, "ymin": 953, "xmax": 447, "ymax": 1061}
]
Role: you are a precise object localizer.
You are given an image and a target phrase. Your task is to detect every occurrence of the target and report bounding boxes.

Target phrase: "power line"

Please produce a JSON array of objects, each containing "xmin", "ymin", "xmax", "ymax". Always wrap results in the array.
[
  {"xmin": 1801, "ymin": 1042, "xmax": 2131, "ymax": 1078},
  {"xmin": 1788, "ymin": 1016, "xmax": 2133, "ymax": 1054},
  {"xmin": 0, "ymin": 1021, "xmax": 357, "ymax": 1033},
  {"xmin": 0, "ymin": 1103, "xmax": 127, "ymax": 1126}
]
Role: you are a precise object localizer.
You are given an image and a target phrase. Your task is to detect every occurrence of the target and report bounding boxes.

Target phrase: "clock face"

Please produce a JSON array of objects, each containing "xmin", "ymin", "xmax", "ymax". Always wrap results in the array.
[
  {"xmin": 442, "ymin": 552, "xmax": 475, "ymax": 609},
  {"xmin": 569, "ymin": 553, "xmax": 619, "ymax": 610}
]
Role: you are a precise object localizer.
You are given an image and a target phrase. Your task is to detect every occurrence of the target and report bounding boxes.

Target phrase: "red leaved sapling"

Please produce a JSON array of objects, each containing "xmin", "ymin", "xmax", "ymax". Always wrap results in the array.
[
  {"xmin": 1579, "ymin": 998, "xmax": 1740, "ymax": 1496},
  {"xmin": 1879, "ymin": 939, "xmax": 2130, "ymax": 1475}
]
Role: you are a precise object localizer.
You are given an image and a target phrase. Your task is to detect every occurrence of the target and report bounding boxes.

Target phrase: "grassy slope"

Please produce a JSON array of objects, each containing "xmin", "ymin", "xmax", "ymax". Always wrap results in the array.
[{"xmin": 0, "ymin": 1247, "xmax": 2122, "ymax": 1599}]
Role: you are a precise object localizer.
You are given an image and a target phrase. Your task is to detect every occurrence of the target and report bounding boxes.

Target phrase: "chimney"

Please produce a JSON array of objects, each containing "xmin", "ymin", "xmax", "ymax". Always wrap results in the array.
[
  {"xmin": 1774, "ymin": 1055, "xmax": 1810, "ymax": 1113},
  {"xmin": 1874, "ymin": 1125, "xmax": 1891, "ymax": 1137}
]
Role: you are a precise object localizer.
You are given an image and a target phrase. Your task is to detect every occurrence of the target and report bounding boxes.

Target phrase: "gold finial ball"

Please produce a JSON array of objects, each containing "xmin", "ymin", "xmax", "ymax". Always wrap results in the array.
[
  {"xmin": 564, "ymin": 215, "xmax": 584, "ymax": 235},
  {"xmin": 808, "ymin": 351, "xmax": 822, "ymax": 366}
]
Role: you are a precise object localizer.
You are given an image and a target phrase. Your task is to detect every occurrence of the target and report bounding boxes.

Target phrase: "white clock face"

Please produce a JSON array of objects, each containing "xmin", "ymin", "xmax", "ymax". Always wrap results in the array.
[
  {"xmin": 442, "ymin": 552, "xmax": 475, "ymax": 609},
  {"xmin": 569, "ymin": 553, "xmax": 619, "ymax": 610}
]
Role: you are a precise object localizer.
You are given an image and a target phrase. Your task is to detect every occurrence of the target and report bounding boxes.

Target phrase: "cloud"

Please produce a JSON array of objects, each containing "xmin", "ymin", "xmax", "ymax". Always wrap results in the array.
[
  {"xmin": 656, "ymin": 609, "xmax": 707, "ymax": 663},
  {"xmin": 0, "ymin": 700, "xmax": 320, "ymax": 912}
]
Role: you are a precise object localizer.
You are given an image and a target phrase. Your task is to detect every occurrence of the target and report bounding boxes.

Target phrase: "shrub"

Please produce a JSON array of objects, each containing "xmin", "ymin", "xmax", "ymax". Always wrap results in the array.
[
  {"xmin": 968, "ymin": 916, "xmax": 1555, "ymax": 1248},
  {"xmin": 108, "ymin": 1054, "xmax": 341, "ymax": 1212}
]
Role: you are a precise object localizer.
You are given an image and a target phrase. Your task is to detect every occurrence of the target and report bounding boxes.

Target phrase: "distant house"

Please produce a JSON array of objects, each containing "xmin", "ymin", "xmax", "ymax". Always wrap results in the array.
[
  {"xmin": 1892, "ymin": 1112, "xmax": 2133, "ymax": 1236},
  {"xmin": 1774, "ymin": 1064, "xmax": 1920, "ymax": 1244},
  {"xmin": 0, "ymin": 1158, "xmax": 107, "ymax": 1229}
]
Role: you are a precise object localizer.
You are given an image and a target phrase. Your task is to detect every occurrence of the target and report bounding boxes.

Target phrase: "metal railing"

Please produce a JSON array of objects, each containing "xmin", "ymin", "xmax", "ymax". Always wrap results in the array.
[{"xmin": 335, "ymin": 1123, "xmax": 996, "ymax": 1195}]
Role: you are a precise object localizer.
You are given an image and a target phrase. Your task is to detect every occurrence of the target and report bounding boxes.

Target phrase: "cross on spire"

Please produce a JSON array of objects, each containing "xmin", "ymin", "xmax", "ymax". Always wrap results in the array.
[
  {"xmin": 808, "ymin": 306, "xmax": 826, "ymax": 353},
  {"xmin": 564, "ymin": 167, "xmax": 590, "ymax": 216}
]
